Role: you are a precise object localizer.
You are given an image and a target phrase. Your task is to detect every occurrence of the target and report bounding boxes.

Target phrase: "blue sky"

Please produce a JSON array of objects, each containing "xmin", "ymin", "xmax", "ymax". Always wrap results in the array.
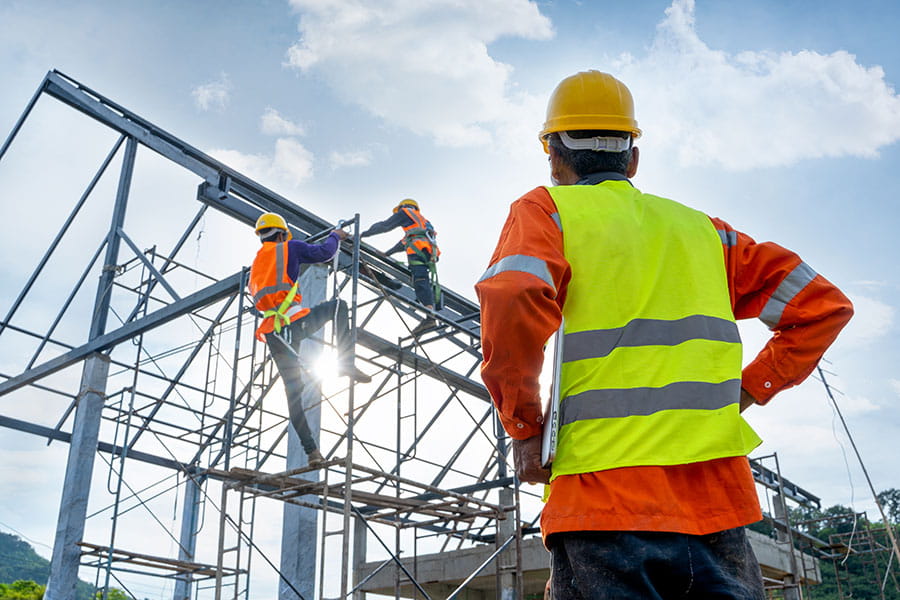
[{"xmin": 1, "ymin": 0, "xmax": 899, "ymax": 593}]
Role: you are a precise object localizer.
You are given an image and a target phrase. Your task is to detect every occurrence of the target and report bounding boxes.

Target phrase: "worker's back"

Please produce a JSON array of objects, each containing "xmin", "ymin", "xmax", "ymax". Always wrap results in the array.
[{"xmin": 548, "ymin": 179, "xmax": 761, "ymax": 477}]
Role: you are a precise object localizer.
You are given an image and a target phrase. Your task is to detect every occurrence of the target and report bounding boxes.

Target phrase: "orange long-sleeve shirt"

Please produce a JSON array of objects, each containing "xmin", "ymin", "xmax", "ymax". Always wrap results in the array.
[{"xmin": 476, "ymin": 184, "xmax": 853, "ymax": 538}]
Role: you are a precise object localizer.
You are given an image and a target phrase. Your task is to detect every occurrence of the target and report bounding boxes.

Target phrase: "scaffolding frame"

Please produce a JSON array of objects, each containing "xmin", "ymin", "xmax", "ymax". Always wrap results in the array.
[
  {"xmin": 773, "ymin": 511, "xmax": 900, "ymax": 600},
  {"xmin": 0, "ymin": 70, "xmax": 527, "ymax": 599},
  {"xmin": 0, "ymin": 70, "xmax": 869, "ymax": 600},
  {"xmin": 751, "ymin": 453, "xmax": 899, "ymax": 600}
]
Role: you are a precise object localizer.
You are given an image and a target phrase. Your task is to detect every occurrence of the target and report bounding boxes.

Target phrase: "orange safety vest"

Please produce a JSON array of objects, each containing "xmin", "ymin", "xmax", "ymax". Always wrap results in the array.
[
  {"xmin": 400, "ymin": 207, "xmax": 438, "ymax": 261},
  {"xmin": 248, "ymin": 242, "xmax": 310, "ymax": 341}
]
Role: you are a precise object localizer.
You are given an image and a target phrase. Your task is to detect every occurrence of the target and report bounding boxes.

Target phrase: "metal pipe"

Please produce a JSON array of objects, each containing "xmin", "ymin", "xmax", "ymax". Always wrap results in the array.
[
  {"xmin": 0, "ymin": 135, "xmax": 125, "ymax": 338},
  {"xmin": 0, "ymin": 72, "xmax": 49, "ymax": 161}
]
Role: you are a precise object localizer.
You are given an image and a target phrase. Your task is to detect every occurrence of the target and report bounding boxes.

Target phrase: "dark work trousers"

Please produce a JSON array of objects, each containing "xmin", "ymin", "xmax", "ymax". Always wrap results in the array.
[
  {"xmin": 548, "ymin": 527, "xmax": 766, "ymax": 600},
  {"xmin": 266, "ymin": 299, "xmax": 353, "ymax": 454},
  {"xmin": 408, "ymin": 261, "xmax": 434, "ymax": 306}
]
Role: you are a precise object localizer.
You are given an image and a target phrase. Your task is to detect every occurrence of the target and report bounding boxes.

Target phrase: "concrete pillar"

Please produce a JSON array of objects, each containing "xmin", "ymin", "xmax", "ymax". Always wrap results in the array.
[
  {"xmin": 279, "ymin": 264, "xmax": 327, "ymax": 599},
  {"xmin": 494, "ymin": 415, "xmax": 517, "ymax": 600},
  {"xmin": 774, "ymin": 493, "xmax": 801, "ymax": 600},
  {"xmin": 45, "ymin": 354, "xmax": 111, "ymax": 599},
  {"xmin": 497, "ymin": 487, "xmax": 516, "ymax": 600},
  {"xmin": 352, "ymin": 516, "xmax": 368, "ymax": 600},
  {"xmin": 173, "ymin": 473, "xmax": 202, "ymax": 600},
  {"xmin": 46, "ymin": 136, "xmax": 136, "ymax": 600}
]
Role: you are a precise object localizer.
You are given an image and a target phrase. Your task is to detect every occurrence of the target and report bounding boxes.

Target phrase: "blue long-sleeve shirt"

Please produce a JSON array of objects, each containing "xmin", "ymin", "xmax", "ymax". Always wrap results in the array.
[
  {"xmin": 285, "ymin": 231, "xmax": 340, "ymax": 281},
  {"xmin": 362, "ymin": 211, "xmax": 415, "ymax": 255}
]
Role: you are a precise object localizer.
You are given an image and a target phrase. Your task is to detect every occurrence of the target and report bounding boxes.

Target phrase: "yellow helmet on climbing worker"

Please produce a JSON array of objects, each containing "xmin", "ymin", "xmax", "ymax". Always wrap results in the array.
[
  {"xmin": 255, "ymin": 212, "xmax": 292, "ymax": 241},
  {"xmin": 393, "ymin": 198, "xmax": 419, "ymax": 213},
  {"xmin": 539, "ymin": 70, "xmax": 642, "ymax": 153}
]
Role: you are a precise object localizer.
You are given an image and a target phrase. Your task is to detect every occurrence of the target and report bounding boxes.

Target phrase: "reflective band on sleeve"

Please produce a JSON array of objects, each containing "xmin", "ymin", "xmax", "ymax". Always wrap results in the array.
[
  {"xmin": 253, "ymin": 282, "xmax": 295, "ymax": 305},
  {"xmin": 550, "ymin": 212, "xmax": 563, "ymax": 232},
  {"xmin": 717, "ymin": 229, "xmax": 737, "ymax": 247},
  {"xmin": 563, "ymin": 315, "xmax": 740, "ymax": 363},
  {"xmin": 561, "ymin": 379, "xmax": 741, "ymax": 424},
  {"xmin": 477, "ymin": 254, "xmax": 555, "ymax": 291},
  {"xmin": 760, "ymin": 262, "xmax": 817, "ymax": 328}
]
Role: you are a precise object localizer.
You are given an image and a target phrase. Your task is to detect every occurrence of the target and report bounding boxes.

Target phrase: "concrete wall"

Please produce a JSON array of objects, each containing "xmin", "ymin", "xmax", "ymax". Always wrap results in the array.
[{"xmin": 357, "ymin": 529, "xmax": 821, "ymax": 598}]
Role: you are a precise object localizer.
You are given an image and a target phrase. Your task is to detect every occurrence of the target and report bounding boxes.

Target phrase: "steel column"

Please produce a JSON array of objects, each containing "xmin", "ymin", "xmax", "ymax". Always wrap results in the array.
[
  {"xmin": 45, "ymin": 136, "xmax": 137, "ymax": 600},
  {"xmin": 352, "ymin": 516, "xmax": 368, "ymax": 600},
  {"xmin": 90, "ymin": 136, "xmax": 137, "ymax": 340},
  {"xmin": 173, "ymin": 473, "xmax": 202, "ymax": 600},
  {"xmin": 44, "ymin": 354, "xmax": 111, "ymax": 599},
  {"xmin": 279, "ymin": 264, "xmax": 327, "ymax": 600}
]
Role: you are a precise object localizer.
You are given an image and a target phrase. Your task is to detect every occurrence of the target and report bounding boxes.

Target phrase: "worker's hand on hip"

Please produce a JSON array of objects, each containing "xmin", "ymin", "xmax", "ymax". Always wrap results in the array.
[
  {"xmin": 739, "ymin": 388, "xmax": 757, "ymax": 413},
  {"xmin": 513, "ymin": 435, "xmax": 550, "ymax": 485}
]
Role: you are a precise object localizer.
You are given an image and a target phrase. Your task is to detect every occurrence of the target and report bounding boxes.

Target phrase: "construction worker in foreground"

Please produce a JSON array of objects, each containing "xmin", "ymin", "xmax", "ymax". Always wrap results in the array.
[
  {"xmin": 361, "ymin": 199, "xmax": 441, "ymax": 336},
  {"xmin": 249, "ymin": 213, "xmax": 371, "ymax": 466},
  {"xmin": 475, "ymin": 70, "xmax": 854, "ymax": 598}
]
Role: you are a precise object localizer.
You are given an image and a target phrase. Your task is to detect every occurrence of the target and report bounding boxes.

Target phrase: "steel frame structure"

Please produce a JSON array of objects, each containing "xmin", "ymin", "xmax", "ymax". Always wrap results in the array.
[
  {"xmin": 0, "ymin": 70, "xmax": 527, "ymax": 599},
  {"xmin": 0, "ymin": 71, "xmax": 861, "ymax": 600},
  {"xmin": 770, "ymin": 511, "xmax": 900, "ymax": 600}
]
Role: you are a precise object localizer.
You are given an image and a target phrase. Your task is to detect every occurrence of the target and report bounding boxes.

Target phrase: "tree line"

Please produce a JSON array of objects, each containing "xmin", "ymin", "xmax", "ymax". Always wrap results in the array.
[
  {"xmin": 3, "ymin": 491, "xmax": 899, "ymax": 599},
  {"xmin": 749, "ymin": 488, "xmax": 900, "ymax": 599}
]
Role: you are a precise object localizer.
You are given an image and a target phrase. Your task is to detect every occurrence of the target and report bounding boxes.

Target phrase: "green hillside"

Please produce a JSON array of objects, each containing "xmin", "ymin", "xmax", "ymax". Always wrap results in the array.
[
  {"xmin": 0, "ymin": 532, "xmax": 93, "ymax": 600},
  {"xmin": 0, "ymin": 533, "xmax": 49, "ymax": 588}
]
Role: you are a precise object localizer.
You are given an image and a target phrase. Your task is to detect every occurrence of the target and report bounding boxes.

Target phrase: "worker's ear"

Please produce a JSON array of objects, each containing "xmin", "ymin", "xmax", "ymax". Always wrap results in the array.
[
  {"xmin": 626, "ymin": 146, "xmax": 639, "ymax": 178},
  {"xmin": 548, "ymin": 146, "xmax": 564, "ymax": 184}
]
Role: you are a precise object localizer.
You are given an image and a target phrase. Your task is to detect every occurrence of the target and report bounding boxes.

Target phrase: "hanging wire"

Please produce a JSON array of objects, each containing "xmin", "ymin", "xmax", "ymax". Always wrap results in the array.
[
  {"xmin": 194, "ymin": 212, "xmax": 207, "ymax": 287},
  {"xmin": 817, "ymin": 365, "xmax": 900, "ymax": 569},
  {"xmin": 816, "ymin": 366, "xmax": 861, "ymax": 563}
]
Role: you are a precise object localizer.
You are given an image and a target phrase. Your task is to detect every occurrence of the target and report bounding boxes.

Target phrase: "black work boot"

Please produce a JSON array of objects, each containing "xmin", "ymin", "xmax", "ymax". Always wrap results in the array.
[
  {"xmin": 307, "ymin": 449, "xmax": 325, "ymax": 467},
  {"xmin": 339, "ymin": 363, "xmax": 372, "ymax": 384},
  {"xmin": 411, "ymin": 318, "xmax": 437, "ymax": 336}
]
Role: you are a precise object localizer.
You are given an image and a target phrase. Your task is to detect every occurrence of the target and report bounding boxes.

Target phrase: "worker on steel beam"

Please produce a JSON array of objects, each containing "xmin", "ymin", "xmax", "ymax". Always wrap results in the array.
[
  {"xmin": 361, "ymin": 199, "xmax": 442, "ymax": 336},
  {"xmin": 249, "ymin": 213, "xmax": 371, "ymax": 466},
  {"xmin": 475, "ymin": 70, "xmax": 854, "ymax": 599}
]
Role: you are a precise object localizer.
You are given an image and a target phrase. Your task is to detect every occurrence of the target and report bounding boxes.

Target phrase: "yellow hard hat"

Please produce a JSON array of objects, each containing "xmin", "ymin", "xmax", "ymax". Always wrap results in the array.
[
  {"xmin": 255, "ymin": 212, "xmax": 292, "ymax": 241},
  {"xmin": 393, "ymin": 198, "xmax": 419, "ymax": 213},
  {"xmin": 539, "ymin": 70, "xmax": 642, "ymax": 153}
]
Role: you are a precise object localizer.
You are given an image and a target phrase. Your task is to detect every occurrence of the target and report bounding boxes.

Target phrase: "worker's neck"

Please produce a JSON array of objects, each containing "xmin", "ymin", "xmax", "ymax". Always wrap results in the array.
[
  {"xmin": 556, "ymin": 170, "xmax": 580, "ymax": 185},
  {"xmin": 552, "ymin": 163, "xmax": 580, "ymax": 185}
]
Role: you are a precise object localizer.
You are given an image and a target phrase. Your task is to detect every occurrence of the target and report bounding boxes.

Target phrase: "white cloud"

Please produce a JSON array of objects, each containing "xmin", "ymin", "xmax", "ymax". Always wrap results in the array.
[
  {"xmin": 191, "ymin": 72, "xmax": 232, "ymax": 112},
  {"xmin": 836, "ymin": 394, "xmax": 881, "ymax": 416},
  {"xmin": 284, "ymin": 0, "xmax": 554, "ymax": 147},
  {"xmin": 273, "ymin": 137, "xmax": 314, "ymax": 183},
  {"xmin": 890, "ymin": 379, "xmax": 900, "ymax": 398},
  {"xmin": 209, "ymin": 137, "xmax": 314, "ymax": 192},
  {"xmin": 836, "ymin": 292, "xmax": 894, "ymax": 348},
  {"xmin": 851, "ymin": 280, "xmax": 889, "ymax": 289},
  {"xmin": 329, "ymin": 149, "xmax": 372, "ymax": 169},
  {"xmin": 260, "ymin": 107, "xmax": 305, "ymax": 136},
  {"xmin": 615, "ymin": 0, "xmax": 900, "ymax": 170}
]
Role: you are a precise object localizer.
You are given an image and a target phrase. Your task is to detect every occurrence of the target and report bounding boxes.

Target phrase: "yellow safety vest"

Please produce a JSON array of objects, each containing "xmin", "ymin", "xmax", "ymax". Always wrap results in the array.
[{"xmin": 548, "ymin": 181, "xmax": 761, "ymax": 479}]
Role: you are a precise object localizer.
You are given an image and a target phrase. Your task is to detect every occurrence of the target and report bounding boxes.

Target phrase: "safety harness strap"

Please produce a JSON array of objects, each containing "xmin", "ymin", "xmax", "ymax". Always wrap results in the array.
[{"xmin": 262, "ymin": 279, "xmax": 300, "ymax": 334}]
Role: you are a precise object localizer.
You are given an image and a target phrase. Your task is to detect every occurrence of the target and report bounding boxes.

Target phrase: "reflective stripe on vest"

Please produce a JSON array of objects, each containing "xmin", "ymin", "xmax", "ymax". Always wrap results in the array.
[
  {"xmin": 250, "ymin": 242, "xmax": 294, "ymax": 307},
  {"xmin": 248, "ymin": 241, "xmax": 308, "ymax": 340},
  {"xmin": 400, "ymin": 207, "xmax": 434, "ymax": 257},
  {"xmin": 548, "ymin": 181, "xmax": 761, "ymax": 478}
]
